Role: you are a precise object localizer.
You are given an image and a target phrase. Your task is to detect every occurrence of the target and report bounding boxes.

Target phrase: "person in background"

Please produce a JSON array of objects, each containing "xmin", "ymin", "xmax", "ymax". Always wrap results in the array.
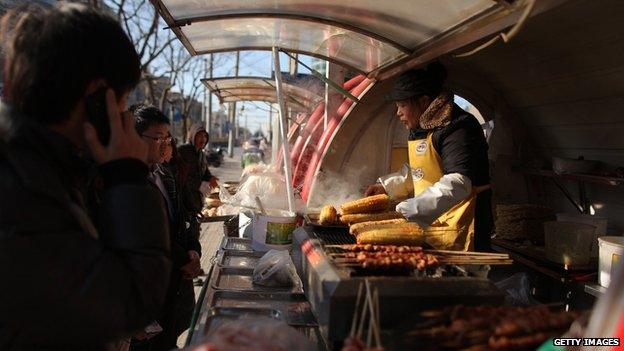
[
  {"xmin": 0, "ymin": 3, "xmax": 170, "ymax": 350},
  {"xmin": 133, "ymin": 106, "xmax": 200, "ymax": 351},
  {"xmin": 178, "ymin": 124, "xmax": 217, "ymax": 258}
]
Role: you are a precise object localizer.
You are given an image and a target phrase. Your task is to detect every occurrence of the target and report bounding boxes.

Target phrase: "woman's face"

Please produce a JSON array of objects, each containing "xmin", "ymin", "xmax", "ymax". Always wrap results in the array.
[
  {"xmin": 395, "ymin": 96, "xmax": 431, "ymax": 130},
  {"xmin": 161, "ymin": 137, "xmax": 173, "ymax": 163}
]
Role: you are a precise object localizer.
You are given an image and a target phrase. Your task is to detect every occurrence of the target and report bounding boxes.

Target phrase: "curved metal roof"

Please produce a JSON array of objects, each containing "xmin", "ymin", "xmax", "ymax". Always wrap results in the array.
[
  {"xmin": 152, "ymin": 0, "xmax": 500, "ymax": 75},
  {"xmin": 202, "ymin": 76, "xmax": 323, "ymax": 109}
]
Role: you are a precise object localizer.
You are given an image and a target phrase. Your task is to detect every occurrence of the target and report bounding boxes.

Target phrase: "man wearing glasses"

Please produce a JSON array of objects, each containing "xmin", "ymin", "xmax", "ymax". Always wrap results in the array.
[{"xmin": 132, "ymin": 105, "xmax": 201, "ymax": 351}]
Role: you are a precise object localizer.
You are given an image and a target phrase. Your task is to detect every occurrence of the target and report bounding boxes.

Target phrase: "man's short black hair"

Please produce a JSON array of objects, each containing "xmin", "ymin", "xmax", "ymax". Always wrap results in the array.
[
  {"xmin": 132, "ymin": 104, "xmax": 170, "ymax": 135},
  {"xmin": 0, "ymin": 3, "xmax": 141, "ymax": 124}
]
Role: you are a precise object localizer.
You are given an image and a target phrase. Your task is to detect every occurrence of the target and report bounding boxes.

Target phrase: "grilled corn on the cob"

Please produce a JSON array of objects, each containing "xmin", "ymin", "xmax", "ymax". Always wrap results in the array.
[
  {"xmin": 339, "ymin": 211, "xmax": 403, "ymax": 225},
  {"xmin": 349, "ymin": 218, "xmax": 407, "ymax": 235},
  {"xmin": 356, "ymin": 223, "xmax": 424, "ymax": 245},
  {"xmin": 340, "ymin": 194, "xmax": 389, "ymax": 215},
  {"xmin": 318, "ymin": 205, "xmax": 338, "ymax": 225}
]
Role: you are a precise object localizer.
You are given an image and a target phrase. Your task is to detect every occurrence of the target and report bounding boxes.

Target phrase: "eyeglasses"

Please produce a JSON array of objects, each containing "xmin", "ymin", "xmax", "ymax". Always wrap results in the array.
[{"xmin": 141, "ymin": 134, "xmax": 172, "ymax": 144}]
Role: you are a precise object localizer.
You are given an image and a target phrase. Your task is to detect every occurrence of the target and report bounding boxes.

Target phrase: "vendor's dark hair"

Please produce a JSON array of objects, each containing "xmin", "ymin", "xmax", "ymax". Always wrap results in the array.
[
  {"xmin": 132, "ymin": 104, "xmax": 170, "ymax": 134},
  {"xmin": 0, "ymin": 3, "xmax": 141, "ymax": 125},
  {"xmin": 407, "ymin": 61, "xmax": 448, "ymax": 104}
]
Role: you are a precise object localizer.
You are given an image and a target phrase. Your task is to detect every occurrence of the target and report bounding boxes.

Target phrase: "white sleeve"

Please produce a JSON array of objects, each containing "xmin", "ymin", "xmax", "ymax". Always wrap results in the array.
[
  {"xmin": 378, "ymin": 164, "xmax": 414, "ymax": 201},
  {"xmin": 395, "ymin": 173, "xmax": 472, "ymax": 227}
]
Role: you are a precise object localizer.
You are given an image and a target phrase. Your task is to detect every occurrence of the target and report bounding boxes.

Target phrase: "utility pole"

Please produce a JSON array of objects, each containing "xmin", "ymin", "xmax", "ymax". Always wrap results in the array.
[
  {"xmin": 227, "ymin": 51, "xmax": 240, "ymax": 158},
  {"xmin": 205, "ymin": 54, "xmax": 213, "ymax": 147}
]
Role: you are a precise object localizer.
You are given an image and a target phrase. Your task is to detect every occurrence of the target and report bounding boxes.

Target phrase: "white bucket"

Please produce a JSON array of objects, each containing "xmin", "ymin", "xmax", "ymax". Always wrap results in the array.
[
  {"xmin": 556, "ymin": 213, "xmax": 608, "ymax": 258},
  {"xmin": 251, "ymin": 210, "xmax": 297, "ymax": 251},
  {"xmin": 544, "ymin": 221, "xmax": 596, "ymax": 266},
  {"xmin": 598, "ymin": 236, "xmax": 624, "ymax": 288}
]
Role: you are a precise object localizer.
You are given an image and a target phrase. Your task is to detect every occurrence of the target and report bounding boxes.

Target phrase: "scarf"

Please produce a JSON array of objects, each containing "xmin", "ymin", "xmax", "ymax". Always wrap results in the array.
[{"xmin": 419, "ymin": 90, "xmax": 454, "ymax": 130}]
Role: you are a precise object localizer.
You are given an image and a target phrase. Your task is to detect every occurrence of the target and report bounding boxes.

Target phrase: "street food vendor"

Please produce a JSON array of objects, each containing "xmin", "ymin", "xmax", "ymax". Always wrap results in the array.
[{"xmin": 365, "ymin": 62, "xmax": 493, "ymax": 251}]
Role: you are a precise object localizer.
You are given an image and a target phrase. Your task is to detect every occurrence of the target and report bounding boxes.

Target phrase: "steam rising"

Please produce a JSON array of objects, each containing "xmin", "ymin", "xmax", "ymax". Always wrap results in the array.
[{"xmin": 307, "ymin": 166, "xmax": 374, "ymax": 210}]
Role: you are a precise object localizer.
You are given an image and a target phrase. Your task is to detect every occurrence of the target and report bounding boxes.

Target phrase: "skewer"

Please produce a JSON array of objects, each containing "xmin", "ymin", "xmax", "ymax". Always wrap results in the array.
[
  {"xmin": 374, "ymin": 287, "xmax": 381, "ymax": 348},
  {"xmin": 365, "ymin": 280, "xmax": 375, "ymax": 349},
  {"xmin": 357, "ymin": 279, "xmax": 369, "ymax": 339},
  {"xmin": 349, "ymin": 283, "xmax": 364, "ymax": 337}
]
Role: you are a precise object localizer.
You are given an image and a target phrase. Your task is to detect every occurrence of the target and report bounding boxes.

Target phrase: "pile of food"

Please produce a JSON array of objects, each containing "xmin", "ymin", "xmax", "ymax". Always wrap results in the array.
[
  {"xmin": 405, "ymin": 305, "xmax": 579, "ymax": 350},
  {"xmin": 330, "ymin": 245, "xmax": 511, "ymax": 273},
  {"xmin": 494, "ymin": 204, "xmax": 555, "ymax": 243},
  {"xmin": 319, "ymin": 195, "xmax": 424, "ymax": 246},
  {"xmin": 332, "ymin": 245, "xmax": 438, "ymax": 271}
]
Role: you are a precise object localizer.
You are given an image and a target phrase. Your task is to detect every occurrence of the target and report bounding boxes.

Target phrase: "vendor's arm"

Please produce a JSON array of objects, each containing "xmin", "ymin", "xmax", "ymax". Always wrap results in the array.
[{"xmin": 397, "ymin": 122, "xmax": 483, "ymax": 226}]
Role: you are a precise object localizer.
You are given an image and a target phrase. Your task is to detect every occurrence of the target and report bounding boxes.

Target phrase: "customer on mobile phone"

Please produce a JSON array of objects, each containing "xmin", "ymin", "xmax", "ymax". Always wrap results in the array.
[{"xmin": 0, "ymin": 3, "xmax": 170, "ymax": 350}]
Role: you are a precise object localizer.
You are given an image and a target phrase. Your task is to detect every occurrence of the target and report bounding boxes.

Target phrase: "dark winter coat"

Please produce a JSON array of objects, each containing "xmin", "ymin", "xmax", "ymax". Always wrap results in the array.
[{"xmin": 0, "ymin": 105, "xmax": 171, "ymax": 350}]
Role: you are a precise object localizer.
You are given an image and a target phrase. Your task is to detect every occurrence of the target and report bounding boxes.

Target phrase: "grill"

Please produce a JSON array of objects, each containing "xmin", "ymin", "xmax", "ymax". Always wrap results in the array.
[{"xmin": 293, "ymin": 226, "xmax": 504, "ymax": 349}]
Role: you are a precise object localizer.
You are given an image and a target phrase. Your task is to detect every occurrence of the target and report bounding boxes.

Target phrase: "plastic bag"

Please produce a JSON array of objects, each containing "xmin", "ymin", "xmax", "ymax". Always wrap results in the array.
[
  {"xmin": 495, "ymin": 272, "xmax": 538, "ymax": 306},
  {"xmin": 252, "ymin": 250, "xmax": 301, "ymax": 288},
  {"xmin": 185, "ymin": 317, "xmax": 315, "ymax": 351}
]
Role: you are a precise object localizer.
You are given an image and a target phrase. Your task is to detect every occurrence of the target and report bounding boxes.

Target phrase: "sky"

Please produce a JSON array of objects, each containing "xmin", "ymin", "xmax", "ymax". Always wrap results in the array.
[{"xmin": 206, "ymin": 51, "xmax": 318, "ymax": 136}]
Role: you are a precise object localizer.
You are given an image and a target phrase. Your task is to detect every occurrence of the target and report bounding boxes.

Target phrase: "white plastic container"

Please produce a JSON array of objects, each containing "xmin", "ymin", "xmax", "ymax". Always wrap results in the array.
[
  {"xmin": 544, "ymin": 221, "xmax": 596, "ymax": 266},
  {"xmin": 251, "ymin": 210, "xmax": 297, "ymax": 251},
  {"xmin": 556, "ymin": 213, "xmax": 608, "ymax": 258},
  {"xmin": 598, "ymin": 236, "xmax": 624, "ymax": 288}
]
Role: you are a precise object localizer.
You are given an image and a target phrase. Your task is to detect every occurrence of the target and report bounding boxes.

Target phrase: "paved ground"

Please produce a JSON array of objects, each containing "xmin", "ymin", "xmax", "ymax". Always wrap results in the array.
[{"xmin": 178, "ymin": 148, "xmax": 243, "ymax": 348}]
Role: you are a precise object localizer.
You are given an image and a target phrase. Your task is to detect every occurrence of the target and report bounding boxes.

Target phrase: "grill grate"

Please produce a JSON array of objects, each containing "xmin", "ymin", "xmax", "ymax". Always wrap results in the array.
[{"xmin": 312, "ymin": 230, "xmax": 355, "ymax": 250}]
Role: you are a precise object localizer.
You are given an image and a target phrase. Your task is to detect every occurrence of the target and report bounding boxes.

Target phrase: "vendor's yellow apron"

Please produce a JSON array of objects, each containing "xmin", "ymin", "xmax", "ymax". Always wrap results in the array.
[{"xmin": 408, "ymin": 133, "xmax": 489, "ymax": 251}]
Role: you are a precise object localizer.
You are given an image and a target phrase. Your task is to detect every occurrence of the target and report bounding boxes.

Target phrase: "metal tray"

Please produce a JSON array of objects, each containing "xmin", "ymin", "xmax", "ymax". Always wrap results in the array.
[
  {"xmin": 202, "ymin": 307, "xmax": 282, "ymax": 335},
  {"xmin": 210, "ymin": 266, "xmax": 303, "ymax": 294},
  {"xmin": 216, "ymin": 250, "xmax": 265, "ymax": 268},
  {"xmin": 209, "ymin": 290, "xmax": 317, "ymax": 326},
  {"xmin": 220, "ymin": 237, "xmax": 254, "ymax": 252}
]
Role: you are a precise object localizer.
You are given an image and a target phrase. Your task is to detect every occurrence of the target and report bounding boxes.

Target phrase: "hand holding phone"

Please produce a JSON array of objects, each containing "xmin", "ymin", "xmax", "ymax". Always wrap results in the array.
[{"xmin": 83, "ymin": 89, "xmax": 148, "ymax": 164}]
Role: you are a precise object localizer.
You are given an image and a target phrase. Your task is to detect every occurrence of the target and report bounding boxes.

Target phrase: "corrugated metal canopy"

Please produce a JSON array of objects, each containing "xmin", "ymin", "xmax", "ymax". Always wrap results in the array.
[
  {"xmin": 152, "ymin": 0, "xmax": 499, "ymax": 74},
  {"xmin": 202, "ymin": 76, "xmax": 322, "ymax": 109}
]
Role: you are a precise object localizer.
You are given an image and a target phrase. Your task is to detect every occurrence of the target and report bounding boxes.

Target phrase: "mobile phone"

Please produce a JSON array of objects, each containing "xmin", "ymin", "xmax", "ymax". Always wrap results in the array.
[{"xmin": 84, "ymin": 88, "xmax": 111, "ymax": 145}]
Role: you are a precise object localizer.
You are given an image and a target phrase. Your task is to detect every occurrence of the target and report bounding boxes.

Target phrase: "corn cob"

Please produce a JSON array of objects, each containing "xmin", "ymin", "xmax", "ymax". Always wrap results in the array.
[
  {"xmin": 349, "ymin": 218, "xmax": 408, "ymax": 235},
  {"xmin": 318, "ymin": 205, "xmax": 338, "ymax": 225},
  {"xmin": 340, "ymin": 194, "xmax": 389, "ymax": 215},
  {"xmin": 340, "ymin": 211, "xmax": 403, "ymax": 225},
  {"xmin": 356, "ymin": 223, "xmax": 424, "ymax": 245}
]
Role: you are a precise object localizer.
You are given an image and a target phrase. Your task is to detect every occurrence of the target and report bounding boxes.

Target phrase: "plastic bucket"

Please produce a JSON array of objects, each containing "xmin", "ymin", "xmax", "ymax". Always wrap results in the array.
[
  {"xmin": 556, "ymin": 213, "xmax": 608, "ymax": 258},
  {"xmin": 598, "ymin": 236, "xmax": 624, "ymax": 288},
  {"xmin": 544, "ymin": 221, "xmax": 596, "ymax": 266},
  {"xmin": 252, "ymin": 210, "xmax": 297, "ymax": 251}
]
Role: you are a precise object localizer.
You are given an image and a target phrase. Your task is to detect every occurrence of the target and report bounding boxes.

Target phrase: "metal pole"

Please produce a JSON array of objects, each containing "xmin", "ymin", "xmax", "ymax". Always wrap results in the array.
[
  {"xmin": 272, "ymin": 47, "xmax": 295, "ymax": 213},
  {"xmin": 227, "ymin": 51, "xmax": 240, "ymax": 158},
  {"xmin": 206, "ymin": 54, "xmax": 213, "ymax": 147},
  {"xmin": 324, "ymin": 60, "xmax": 330, "ymax": 130}
]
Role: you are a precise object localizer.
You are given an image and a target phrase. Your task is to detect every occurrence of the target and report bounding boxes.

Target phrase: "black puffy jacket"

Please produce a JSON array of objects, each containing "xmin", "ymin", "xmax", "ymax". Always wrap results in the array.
[{"xmin": 0, "ymin": 106, "xmax": 171, "ymax": 350}]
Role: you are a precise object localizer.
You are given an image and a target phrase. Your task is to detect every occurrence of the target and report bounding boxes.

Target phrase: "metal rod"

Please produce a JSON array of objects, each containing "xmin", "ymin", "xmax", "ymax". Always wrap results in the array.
[
  {"xmin": 206, "ymin": 54, "xmax": 213, "ymax": 147},
  {"xmin": 272, "ymin": 47, "xmax": 296, "ymax": 213},
  {"xmin": 551, "ymin": 178, "xmax": 584, "ymax": 213},
  {"xmin": 281, "ymin": 50, "xmax": 360, "ymax": 103}
]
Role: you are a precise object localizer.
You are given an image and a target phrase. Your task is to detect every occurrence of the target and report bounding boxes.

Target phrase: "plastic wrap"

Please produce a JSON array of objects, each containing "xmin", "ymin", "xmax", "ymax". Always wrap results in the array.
[{"xmin": 252, "ymin": 250, "xmax": 302, "ymax": 288}]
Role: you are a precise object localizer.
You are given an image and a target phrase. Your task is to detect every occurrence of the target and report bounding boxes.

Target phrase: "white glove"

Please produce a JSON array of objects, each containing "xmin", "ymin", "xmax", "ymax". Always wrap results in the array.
[
  {"xmin": 396, "ymin": 173, "xmax": 472, "ymax": 227},
  {"xmin": 378, "ymin": 164, "xmax": 414, "ymax": 201}
]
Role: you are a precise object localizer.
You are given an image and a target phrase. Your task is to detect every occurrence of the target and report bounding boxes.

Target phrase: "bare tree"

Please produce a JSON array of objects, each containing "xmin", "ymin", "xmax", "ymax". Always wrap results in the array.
[{"xmin": 103, "ymin": 0, "xmax": 176, "ymax": 105}]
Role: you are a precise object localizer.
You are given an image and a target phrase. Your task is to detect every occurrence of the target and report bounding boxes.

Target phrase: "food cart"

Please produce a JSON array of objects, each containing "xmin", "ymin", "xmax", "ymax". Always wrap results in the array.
[{"xmin": 149, "ymin": 0, "xmax": 624, "ymax": 349}]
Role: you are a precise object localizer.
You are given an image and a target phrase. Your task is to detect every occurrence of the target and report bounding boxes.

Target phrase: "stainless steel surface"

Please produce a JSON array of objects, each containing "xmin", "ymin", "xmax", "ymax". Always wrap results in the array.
[
  {"xmin": 220, "ymin": 237, "xmax": 254, "ymax": 252},
  {"xmin": 210, "ymin": 266, "xmax": 304, "ymax": 294},
  {"xmin": 584, "ymin": 283, "xmax": 606, "ymax": 298},
  {"xmin": 216, "ymin": 250, "xmax": 265, "ymax": 268},
  {"xmin": 208, "ymin": 290, "xmax": 317, "ymax": 326},
  {"xmin": 200, "ymin": 307, "xmax": 282, "ymax": 336}
]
